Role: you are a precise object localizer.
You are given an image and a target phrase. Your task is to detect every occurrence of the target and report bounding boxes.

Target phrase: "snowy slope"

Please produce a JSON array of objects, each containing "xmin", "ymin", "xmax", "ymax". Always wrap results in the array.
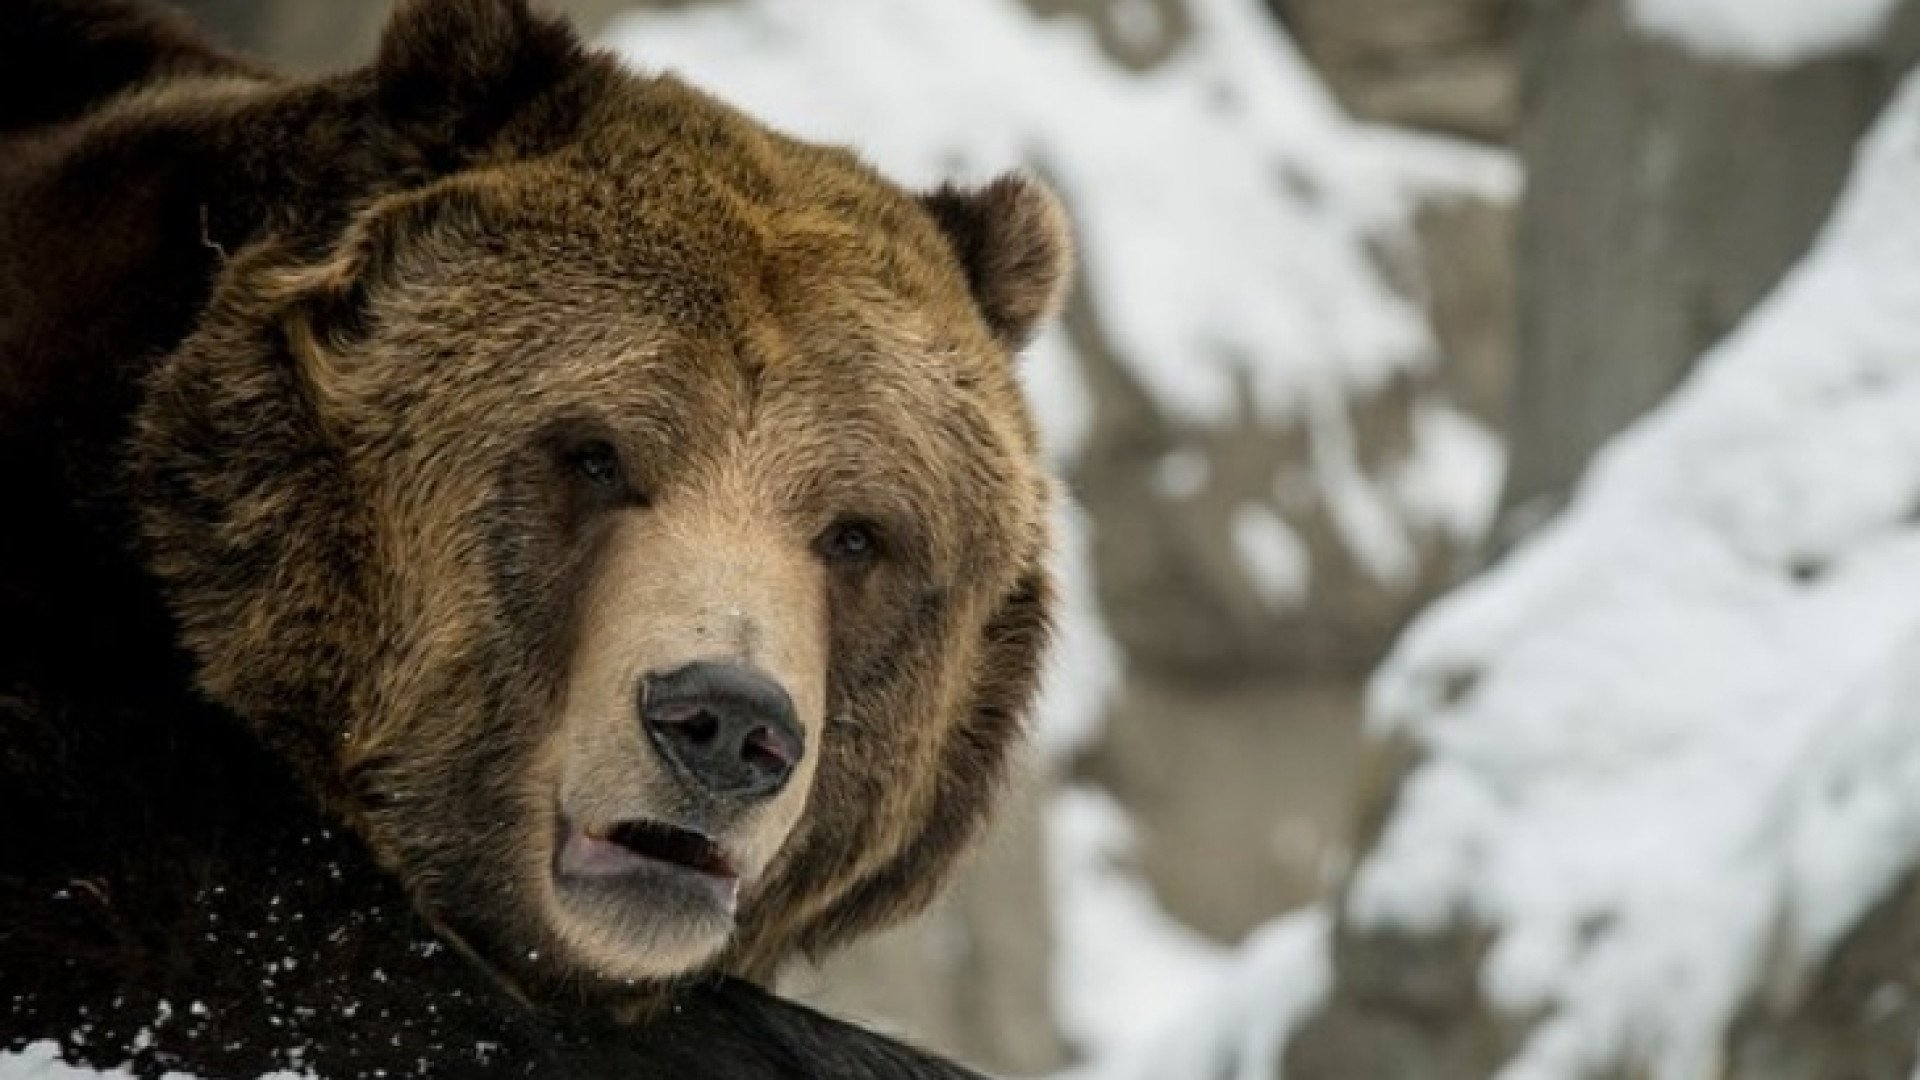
[{"xmin": 1345, "ymin": 68, "xmax": 1920, "ymax": 1079}]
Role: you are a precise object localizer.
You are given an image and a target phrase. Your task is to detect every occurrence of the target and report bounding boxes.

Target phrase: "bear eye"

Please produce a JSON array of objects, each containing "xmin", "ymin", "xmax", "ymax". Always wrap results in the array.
[
  {"xmin": 817, "ymin": 519, "xmax": 882, "ymax": 566},
  {"xmin": 569, "ymin": 439, "xmax": 624, "ymax": 491}
]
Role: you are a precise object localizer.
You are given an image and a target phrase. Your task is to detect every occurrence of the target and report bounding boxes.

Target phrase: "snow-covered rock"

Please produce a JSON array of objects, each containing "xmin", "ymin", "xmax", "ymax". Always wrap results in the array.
[
  {"xmin": 1627, "ymin": 0, "xmax": 1904, "ymax": 67},
  {"xmin": 1291, "ymin": 63, "xmax": 1920, "ymax": 1080}
]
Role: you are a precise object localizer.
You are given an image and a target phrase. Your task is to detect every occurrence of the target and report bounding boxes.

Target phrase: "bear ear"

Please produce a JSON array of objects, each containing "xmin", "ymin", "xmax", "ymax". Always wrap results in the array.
[
  {"xmin": 921, "ymin": 174, "xmax": 1074, "ymax": 351},
  {"xmin": 262, "ymin": 186, "xmax": 471, "ymax": 410},
  {"xmin": 374, "ymin": 0, "xmax": 581, "ymax": 153}
]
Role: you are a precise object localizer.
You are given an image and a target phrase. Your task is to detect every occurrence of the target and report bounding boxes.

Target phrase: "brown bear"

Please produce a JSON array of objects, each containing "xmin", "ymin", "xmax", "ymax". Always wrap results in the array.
[{"xmin": 0, "ymin": 0, "xmax": 1070, "ymax": 1076}]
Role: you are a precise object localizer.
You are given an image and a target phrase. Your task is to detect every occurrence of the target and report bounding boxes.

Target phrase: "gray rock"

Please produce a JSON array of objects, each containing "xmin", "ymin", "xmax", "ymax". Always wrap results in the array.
[
  {"xmin": 1270, "ymin": 0, "xmax": 1520, "ymax": 140},
  {"xmin": 1730, "ymin": 867, "xmax": 1920, "ymax": 1080},
  {"xmin": 1075, "ymin": 679, "xmax": 1365, "ymax": 942}
]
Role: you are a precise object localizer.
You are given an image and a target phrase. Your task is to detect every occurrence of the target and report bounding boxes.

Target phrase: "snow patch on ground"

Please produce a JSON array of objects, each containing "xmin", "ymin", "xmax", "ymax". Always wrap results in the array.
[
  {"xmin": 1347, "ymin": 69, "xmax": 1920, "ymax": 1079},
  {"xmin": 1627, "ymin": 0, "xmax": 1902, "ymax": 67},
  {"xmin": 1047, "ymin": 789, "xmax": 1227, "ymax": 1054}
]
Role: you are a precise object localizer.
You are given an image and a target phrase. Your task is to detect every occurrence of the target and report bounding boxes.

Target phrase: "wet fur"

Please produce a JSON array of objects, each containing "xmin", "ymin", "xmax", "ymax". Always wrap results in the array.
[{"xmin": 0, "ymin": 0, "xmax": 1063, "ymax": 1074}]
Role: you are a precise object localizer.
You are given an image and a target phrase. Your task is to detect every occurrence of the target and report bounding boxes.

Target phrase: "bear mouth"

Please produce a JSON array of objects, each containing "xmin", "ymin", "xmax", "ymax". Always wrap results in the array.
[
  {"xmin": 555, "ymin": 818, "xmax": 741, "ymax": 912},
  {"xmin": 604, "ymin": 820, "xmax": 737, "ymax": 877}
]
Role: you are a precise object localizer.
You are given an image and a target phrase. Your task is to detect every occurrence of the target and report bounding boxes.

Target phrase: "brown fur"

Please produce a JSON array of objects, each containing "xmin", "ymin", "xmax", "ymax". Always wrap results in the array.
[{"xmin": 3, "ymin": 0, "xmax": 1069, "ymax": 1042}]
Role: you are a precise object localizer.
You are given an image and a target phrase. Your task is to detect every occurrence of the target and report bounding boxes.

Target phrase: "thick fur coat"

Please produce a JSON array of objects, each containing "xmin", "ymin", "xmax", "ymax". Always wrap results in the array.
[{"xmin": 0, "ymin": 0, "xmax": 1070, "ymax": 1075}]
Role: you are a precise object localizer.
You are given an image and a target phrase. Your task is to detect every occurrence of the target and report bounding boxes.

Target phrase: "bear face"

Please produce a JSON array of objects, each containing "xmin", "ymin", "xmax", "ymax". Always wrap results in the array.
[{"xmin": 129, "ymin": 0, "xmax": 1069, "ymax": 1002}]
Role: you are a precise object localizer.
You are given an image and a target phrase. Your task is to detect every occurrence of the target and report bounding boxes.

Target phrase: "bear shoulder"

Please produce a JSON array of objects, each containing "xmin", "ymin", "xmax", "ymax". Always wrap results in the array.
[{"xmin": 0, "ymin": 0, "xmax": 255, "ymax": 134}]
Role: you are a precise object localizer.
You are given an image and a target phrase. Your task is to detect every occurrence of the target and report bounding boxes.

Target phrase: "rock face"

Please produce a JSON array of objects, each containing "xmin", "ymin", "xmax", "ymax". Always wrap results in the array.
[
  {"xmin": 1079, "ymin": 679, "xmax": 1367, "ymax": 940},
  {"xmin": 1062, "ymin": 277, "xmax": 1501, "ymax": 950},
  {"xmin": 1503, "ymin": 0, "xmax": 1920, "ymax": 528},
  {"xmin": 1070, "ymin": 306, "xmax": 1466, "ymax": 684}
]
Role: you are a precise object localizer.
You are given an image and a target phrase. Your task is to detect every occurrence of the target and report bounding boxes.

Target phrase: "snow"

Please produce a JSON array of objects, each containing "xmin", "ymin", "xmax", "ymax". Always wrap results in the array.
[
  {"xmin": 1046, "ymin": 789, "xmax": 1230, "ymax": 1055},
  {"xmin": 1309, "ymin": 392, "xmax": 1420, "ymax": 589},
  {"xmin": 1023, "ymin": 322, "xmax": 1096, "ymax": 465},
  {"xmin": 0, "ymin": 1046, "xmax": 134, "ymax": 1080},
  {"xmin": 1230, "ymin": 504, "xmax": 1312, "ymax": 608},
  {"xmin": 1046, "ymin": 789, "xmax": 1331, "ymax": 1079},
  {"xmin": 1627, "ymin": 0, "xmax": 1902, "ymax": 67},
  {"xmin": 1033, "ymin": 494, "xmax": 1124, "ymax": 760},
  {"xmin": 0, "ymin": 1043, "xmax": 307, "ymax": 1080},
  {"xmin": 1347, "ymin": 69, "xmax": 1920, "ymax": 1079},
  {"xmin": 1392, "ymin": 401, "xmax": 1506, "ymax": 544},
  {"xmin": 1152, "ymin": 450, "xmax": 1211, "ymax": 501}
]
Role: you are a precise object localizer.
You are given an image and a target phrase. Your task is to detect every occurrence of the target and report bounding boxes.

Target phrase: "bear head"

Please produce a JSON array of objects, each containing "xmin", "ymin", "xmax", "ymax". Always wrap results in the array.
[{"xmin": 131, "ymin": 0, "xmax": 1069, "ymax": 1003}]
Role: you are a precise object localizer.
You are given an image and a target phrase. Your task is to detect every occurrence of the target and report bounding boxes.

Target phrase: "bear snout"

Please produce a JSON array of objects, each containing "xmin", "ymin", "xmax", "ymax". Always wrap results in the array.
[{"xmin": 639, "ymin": 660, "xmax": 803, "ymax": 802}]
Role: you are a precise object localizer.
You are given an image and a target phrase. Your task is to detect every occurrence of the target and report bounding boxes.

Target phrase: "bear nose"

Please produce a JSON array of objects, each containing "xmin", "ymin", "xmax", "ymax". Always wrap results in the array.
[{"xmin": 640, "ymin": 662, "xmax": 803, "ymax": 801}]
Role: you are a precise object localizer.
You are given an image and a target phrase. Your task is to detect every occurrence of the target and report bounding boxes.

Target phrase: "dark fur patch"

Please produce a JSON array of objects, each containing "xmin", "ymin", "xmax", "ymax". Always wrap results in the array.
[
  {"xmin": 921, "ymin": 175, "xmax": 1074, "ymax": 348},
  {"xmin": 0, "ymin": 0, "xmax": 255, "ymax": 132},
  {"xmin": 375, "ymin": 0, "xmax": 584, "ymax": 168}
]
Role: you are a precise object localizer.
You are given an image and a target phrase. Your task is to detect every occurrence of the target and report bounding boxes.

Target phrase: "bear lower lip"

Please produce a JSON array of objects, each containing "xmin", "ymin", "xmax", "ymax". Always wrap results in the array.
[{"xmin": 556, "ymin": 820, "xmax": 740, "ymax": 912}]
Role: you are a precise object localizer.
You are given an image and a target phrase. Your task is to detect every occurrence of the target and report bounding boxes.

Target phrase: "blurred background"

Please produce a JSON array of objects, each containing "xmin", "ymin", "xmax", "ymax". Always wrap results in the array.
[{"xmin": 162, "ymin": 1, "xmax": 1920, "ymax": 1077}]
